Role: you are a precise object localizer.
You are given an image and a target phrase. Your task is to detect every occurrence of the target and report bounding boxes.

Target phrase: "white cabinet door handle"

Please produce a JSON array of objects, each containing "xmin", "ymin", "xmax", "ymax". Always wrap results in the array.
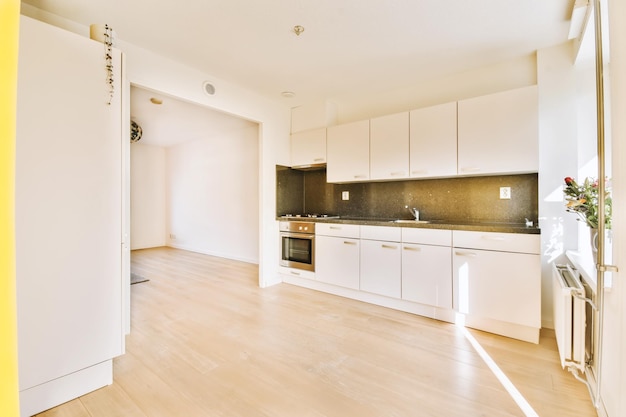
[
  {"xmin": 459, "ymin": 166, "xmax": 481, "ymax": 173},
  {"xmin": 330, "ymin": 226, "xmax": 342, "ymax": 230},
  {"xmin": 481, "ymin": 236, "xmax": 506, "ymax": 241},
  {"xmin": 343, "ymin": 241, "xmax": 357, "ymax": 245},
  {"xmin": 389, "ymin": 171, "xmax": 405, "ymax": 177},
  {"xmin": 313, "ymin": 157, "xmax": 325, "ymax": 162},
  {"xmin": 353, "ymin": 174, "xmax": 367, "ymax": 179},
  {"xmin": 381, "ymin": 244, "xmax": 398, "ymax": 249},
  {"xmin": 403, "ymin": 246, "xmax": 421, "ymax": 251},
  {"xmin": 455, "ymin": 251, "xmax": 477, "ymax": 257},
  {"xmin": 290, "ymin": 271, "xmax": 301, "ymax": 276}
]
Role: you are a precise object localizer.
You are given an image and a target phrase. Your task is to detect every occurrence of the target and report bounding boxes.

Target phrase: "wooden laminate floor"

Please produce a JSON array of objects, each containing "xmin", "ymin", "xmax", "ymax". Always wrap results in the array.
[{"xmin": 37, "ymin": 247, "xmax": 597, "ymax": 417}]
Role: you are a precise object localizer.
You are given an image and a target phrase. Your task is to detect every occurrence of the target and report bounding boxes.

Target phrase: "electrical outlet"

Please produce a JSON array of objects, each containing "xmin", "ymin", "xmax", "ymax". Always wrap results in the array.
[
  {"xmin": 500, "ymin": 187, "xmax": 511, "ymax": 200},
  {"xmin": 342, "ymin": 191, "xmax": 350, "ymax": 201},
  {"xmin": 170, "ymin": 233, "xmax": 176, "ymax": 239}
]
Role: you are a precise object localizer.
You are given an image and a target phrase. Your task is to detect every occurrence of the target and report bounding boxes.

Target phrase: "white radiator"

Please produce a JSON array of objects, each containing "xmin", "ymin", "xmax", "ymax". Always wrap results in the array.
[{"xmin": 552, "ymin": 263, "xmax": 587, "ymax": 371}]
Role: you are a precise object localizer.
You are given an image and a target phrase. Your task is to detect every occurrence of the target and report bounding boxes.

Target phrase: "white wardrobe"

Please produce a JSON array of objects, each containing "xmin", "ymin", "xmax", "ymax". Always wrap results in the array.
[{"xmin": 16, "ymin": 16, "xmax": 128, "ymax": 416}]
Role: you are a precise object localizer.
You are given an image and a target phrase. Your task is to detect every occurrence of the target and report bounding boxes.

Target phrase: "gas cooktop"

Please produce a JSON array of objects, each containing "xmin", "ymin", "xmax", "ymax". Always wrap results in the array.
[{"xmin": 279, "ymin": 214, "xmax": 340, "ymax": 219}]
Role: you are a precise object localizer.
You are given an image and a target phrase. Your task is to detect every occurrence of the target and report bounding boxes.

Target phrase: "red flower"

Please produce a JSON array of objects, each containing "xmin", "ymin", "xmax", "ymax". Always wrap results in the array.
[{"xmin": 564, "ymin": 177, "xmax": 574, "ymax": 185}]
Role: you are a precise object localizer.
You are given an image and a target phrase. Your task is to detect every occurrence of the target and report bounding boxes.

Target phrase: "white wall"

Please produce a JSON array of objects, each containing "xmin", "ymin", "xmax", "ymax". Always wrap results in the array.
[
  {"xmin": 333, "ymin": 54, "xmax": 537, "ymax": 123},
  {"xmin": 20, "ymin": 5, "xmax": 292, "ymax": 287},
  {"xmin": 119, "ymin": 43, "xmax": 290, "ymax": 287},
  {"xmin": 536, "ymin": 43, "xmax": 580, "ymax": 329},
  {"xmin": 166, "ymin": 124, "xmax": 259, "ymax": 263},
  {"xmin": 130, "ymin": 143, "xmax": 166, "ymax": 250}
]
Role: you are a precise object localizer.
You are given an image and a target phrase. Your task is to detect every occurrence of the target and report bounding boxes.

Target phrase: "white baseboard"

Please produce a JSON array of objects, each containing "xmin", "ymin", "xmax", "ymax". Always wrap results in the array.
[
  {"xmin": 20, "ymin": 360, "xmax": 112, "ymax": 417},
  {"xmin": 167, "ymin": 243, "xmax": 259, "ymax": 265}
]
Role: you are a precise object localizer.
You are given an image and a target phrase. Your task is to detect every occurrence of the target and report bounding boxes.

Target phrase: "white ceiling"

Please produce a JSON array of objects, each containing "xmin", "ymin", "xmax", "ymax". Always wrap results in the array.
[
  {"xmin": 130, "ymin": 86, "xmax": 257, "ymax": 147},
  {"xmin": 22, "ymin": 0, "xmax": 578, "ymax": 147},
  {"xmin": 22, "ymin": 0, "xmax": 575, "ymax": 107}
]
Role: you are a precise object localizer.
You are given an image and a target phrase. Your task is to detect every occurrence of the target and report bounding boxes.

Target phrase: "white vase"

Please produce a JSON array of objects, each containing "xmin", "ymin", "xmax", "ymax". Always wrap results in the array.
[{"xmin": 589, "ymin": 228, "xmax": 598, "ymax": 264}]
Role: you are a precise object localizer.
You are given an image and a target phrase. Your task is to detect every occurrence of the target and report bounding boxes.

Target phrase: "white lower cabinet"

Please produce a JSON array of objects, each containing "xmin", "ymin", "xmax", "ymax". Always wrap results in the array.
[
  {"xmin": 315, "ymin": 224, "xmax": 360, "ymax": 289},
  {"xmin": 359, "ymin": 226, "xmax": 402, "ymax": 297},
  {"xmin": 360, "ymin": 239, "xmax": 402, "ymax": 298},
  {"xmin": 401, "ymin": 228, "xmax": 452, "ymax": 308},
  {"xmin": 452, "ymin": 230, "xmax": 541, "ymax": 342},
  {"xmin": 402, "ymin": 243, "xmax": 452, "ymax": 308},
  {"xmin": 307, "ymin": 224, "xmax": 540, "ymax": 343}
]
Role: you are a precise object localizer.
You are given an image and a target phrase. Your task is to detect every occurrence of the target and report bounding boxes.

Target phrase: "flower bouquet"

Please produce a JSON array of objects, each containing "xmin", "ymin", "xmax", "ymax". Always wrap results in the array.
[{"xmin": 563, "ymin": 176, "xmax": 612, "ymax": 229}]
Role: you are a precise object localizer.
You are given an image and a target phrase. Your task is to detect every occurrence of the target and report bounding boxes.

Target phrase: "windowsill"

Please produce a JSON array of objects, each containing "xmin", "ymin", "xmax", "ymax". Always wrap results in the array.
[{"xmin": 566, "ymin": 250, "xmax": 613, "ymax": 293}]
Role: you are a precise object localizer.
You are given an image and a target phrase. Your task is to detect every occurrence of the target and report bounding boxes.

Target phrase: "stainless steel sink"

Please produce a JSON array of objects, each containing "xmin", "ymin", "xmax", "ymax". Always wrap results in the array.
[{"xmin": 391, "ymin": 219, "xmax": 431, "ymax": 224}]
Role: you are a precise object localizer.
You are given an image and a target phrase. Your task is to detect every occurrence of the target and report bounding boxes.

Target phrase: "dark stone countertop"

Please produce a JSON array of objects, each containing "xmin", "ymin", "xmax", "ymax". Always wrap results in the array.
[{"xmin": 276, "ymin": 216, "xmax": 541, "ymax": 234}]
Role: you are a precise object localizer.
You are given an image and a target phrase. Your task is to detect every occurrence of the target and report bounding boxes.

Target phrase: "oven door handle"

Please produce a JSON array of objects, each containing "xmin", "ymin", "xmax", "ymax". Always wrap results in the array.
[{"xmin": 280, "ymin": 232, "xmax": 315, "ymax": 239}]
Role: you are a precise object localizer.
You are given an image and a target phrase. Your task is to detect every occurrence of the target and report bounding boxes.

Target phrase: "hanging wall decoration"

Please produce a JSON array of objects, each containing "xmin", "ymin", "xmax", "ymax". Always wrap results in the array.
[
  {"xmin": 89, "ymin": 23, "xmax": 115, "ymax": 105},
  {"xmin": 103, "ymin": 24, "xmax": 115, "ymax": 105},
  {"xmin": 130, "ymin": 120, "xmax": 143, "ymax": 143}
]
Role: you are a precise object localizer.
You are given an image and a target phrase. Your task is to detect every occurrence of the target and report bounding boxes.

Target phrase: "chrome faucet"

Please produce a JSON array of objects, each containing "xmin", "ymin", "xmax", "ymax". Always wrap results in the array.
[{"xmin": 405, "ymin": 205, "xmax": 419, "ymax": 221}]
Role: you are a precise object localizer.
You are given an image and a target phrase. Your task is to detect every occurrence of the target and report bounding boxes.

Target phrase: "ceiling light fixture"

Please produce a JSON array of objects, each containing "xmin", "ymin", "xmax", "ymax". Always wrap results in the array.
[
  {"xmin": 150, "ymin": 97, "xmax": 163, "ymax": 105},
  {"xmin": 293, "ymin": 25, "xmax": 304, "ymax": 36},
  {"xmin": 281, "ymin": 91, "xmax": 295, "ymax": 98}
]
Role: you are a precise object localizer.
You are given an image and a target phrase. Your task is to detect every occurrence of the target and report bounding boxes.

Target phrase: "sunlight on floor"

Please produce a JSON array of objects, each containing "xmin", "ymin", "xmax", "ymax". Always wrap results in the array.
[{"xmin": 456, "ymin": 313, "xmax": 539, "ymax": 417}]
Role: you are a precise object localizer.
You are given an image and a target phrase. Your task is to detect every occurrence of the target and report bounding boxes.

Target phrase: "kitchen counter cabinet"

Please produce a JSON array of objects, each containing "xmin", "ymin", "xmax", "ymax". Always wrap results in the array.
[
  {"xmin": 457, "ymin": 85, "xmax": 538, "ymax": 176},
  {"xmin": 401, "ymin": 229, "xmax": 452, "ymax": 308},
  {"xmin": 370, "ymin": 112, "xmax": 409, "ymax": 180},
  {"xmin": 290, "ymin": 127, "xmax": 326, "ymax": 168},
  {"xmin": 359, "ymin": 226, "xmax": 402, "ymax": 298},
  {"xmin": 315, "ymin": 223, "xmax": 360, "ymax": 289},
  {"xmin": 409, "ymin": 102, "xmax": 457, "ymax": 178},
  {"xmin": 327, "ymin": 120, "xmax": 370, "ymax": 183},
  {"xmin": 452, "ymin": 230, "xmax": 541, "ymax": 343}
]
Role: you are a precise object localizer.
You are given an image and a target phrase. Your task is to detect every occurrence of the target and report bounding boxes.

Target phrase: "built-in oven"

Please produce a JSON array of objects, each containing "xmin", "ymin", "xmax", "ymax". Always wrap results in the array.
[{"xmin": 279, "ymin": 221, "xmax": 315, "ymax": 272}]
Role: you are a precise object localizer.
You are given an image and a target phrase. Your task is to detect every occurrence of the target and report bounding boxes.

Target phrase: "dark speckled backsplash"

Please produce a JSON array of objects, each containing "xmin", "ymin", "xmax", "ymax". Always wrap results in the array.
[{"xmin": 276, "ymin": 166, "xmax": 538, "ymax": 223}]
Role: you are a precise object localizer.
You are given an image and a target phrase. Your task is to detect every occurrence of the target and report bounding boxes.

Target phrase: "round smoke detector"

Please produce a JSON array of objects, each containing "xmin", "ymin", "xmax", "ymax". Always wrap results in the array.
[{"xmin": 202, "ymin": 81, "xmax": 216, "ymax": 96}]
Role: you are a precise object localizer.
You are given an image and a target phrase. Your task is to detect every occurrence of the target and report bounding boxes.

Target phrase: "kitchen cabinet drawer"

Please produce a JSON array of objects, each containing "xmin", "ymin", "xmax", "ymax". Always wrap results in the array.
[
  {"xmin": 370, "ymin": 112, "xmax": 409, "ymax": 180},
  {"xmin": 402, "ymin": 228, "xmax": 451, "ymax": 246},
  {"xmin": 290, "ymin": 127, "xmax": 326, "ymax": 168},
  {"xmin": 360, "ymin": 225, "xmax": 401, "ymax": 242},
  {"xmin": 316, "ymin": 223, "xmax": 360, "ymax": 238},
  {"xmin": 360, "ymin": 239, "xmax": 401, "ymax": 298},
  {"xmin": 453, "ymin": 230, "xmax": 540, "ymax": 254},
  {"xmin": 402, "ymin": 243, "xmax": 452, "ymax": 308}
]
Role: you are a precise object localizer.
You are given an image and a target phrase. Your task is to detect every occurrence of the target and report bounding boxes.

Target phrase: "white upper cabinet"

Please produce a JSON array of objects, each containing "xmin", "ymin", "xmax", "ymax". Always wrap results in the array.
[
  {"xmin": 327, "ymin": 119, "xmax": 370, "ymax": 183},
  {"xmin": 290, "ymin": 127, "xmax": 327, "ymax": 167},
  {"xmin": 370, "ymin": 112, "xmax": 409, "ymax": 180},
  {"xmin": 409, "ymin": 102, "xmax": 457, "ymax": 178},
  {"xmin": 457, "ymin": 85, "xmax": 538, "ymax": 175}
]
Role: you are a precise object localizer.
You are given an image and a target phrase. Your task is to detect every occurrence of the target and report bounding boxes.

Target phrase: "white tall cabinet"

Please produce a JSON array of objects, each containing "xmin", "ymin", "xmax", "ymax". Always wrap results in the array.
[{"xmin": 16, "ymin": 17, "xmax": 126, "ymax": 416}]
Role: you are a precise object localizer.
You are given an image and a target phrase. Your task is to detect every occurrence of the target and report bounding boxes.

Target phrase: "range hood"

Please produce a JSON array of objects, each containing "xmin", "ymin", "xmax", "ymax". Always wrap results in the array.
[{"xmin": 290, "ymin": 163, "xmax": 327, "ymax": 171}]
